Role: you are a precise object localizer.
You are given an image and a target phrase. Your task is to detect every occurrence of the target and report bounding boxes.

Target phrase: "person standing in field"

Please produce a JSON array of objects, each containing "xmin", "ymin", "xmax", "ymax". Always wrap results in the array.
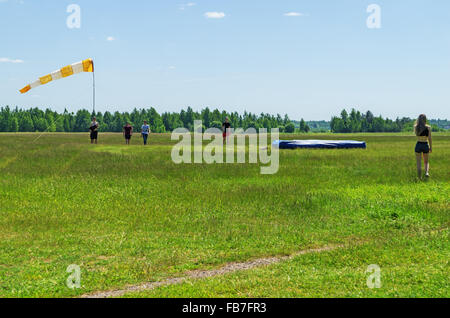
[
  {"xmin": 222, "ymin": 117, "xmax": 232, "ymax": 143},
  {"xmin": 123, "ymin": 122, "xmax": 133, "ymax": 145},
  {"xmin": 415, "ymin": 114, "xmax": 433, "ymax": 179},
  {"xmin": 89, "ymin": 117, "xmax": 99, "ymax": 144},
  {"xmin": 141, "ymin": 121, "xmax": 151, "ymax": 145}
]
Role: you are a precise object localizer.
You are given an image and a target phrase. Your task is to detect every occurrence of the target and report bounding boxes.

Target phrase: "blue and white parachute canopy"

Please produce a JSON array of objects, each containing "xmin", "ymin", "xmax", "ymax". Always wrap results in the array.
[{"xmin": 273, "ymin": 140, "xmax": 367, "ymax": 149}]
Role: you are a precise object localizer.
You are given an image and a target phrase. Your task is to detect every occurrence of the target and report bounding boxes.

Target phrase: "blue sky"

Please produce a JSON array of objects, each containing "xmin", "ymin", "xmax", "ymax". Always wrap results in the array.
[{"xmin": 1, "ymin": 0, "xmax": 449, "ymax": 120}]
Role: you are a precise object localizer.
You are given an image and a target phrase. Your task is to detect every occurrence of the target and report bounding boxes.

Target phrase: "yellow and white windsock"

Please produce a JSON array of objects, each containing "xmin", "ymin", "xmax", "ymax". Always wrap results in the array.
[{"xmin": 20, "ymin": 58, "xmax": 94, "ymax": 94}]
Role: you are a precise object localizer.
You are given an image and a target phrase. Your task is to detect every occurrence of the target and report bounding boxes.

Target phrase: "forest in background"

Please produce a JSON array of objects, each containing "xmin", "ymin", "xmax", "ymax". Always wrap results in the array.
[{"xmin": 0, "ymin": 106, "xmax": 448, "ymax": 133}]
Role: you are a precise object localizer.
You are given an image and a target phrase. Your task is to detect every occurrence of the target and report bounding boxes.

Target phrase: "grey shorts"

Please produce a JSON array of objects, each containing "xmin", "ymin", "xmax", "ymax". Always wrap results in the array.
[{"xmin": 415, "ymin": 142, "xmax": 429, "ymax": 154}]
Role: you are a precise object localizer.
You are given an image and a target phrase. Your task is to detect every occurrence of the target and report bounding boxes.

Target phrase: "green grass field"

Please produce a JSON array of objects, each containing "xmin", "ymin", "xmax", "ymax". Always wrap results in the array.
[{"xmin": 0, "ymin": 133, "xmax": 448, "ymax": 298}]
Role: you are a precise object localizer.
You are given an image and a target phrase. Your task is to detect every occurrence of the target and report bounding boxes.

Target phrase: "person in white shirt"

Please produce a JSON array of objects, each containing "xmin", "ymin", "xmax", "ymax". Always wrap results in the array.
[{"xmin": 141, "ymin": 121, "xmax": 151, "ymax": 145}]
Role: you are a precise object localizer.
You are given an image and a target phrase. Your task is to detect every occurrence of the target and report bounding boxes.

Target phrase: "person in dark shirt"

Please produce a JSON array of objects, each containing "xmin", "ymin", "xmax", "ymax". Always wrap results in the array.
[
  {"xmin": 222, "ymin": 117, "xmax": 232, "ymax": 143},
  {"xmin": 123, "ymin": 122, "xmax": 133, "ymax": 145},
  {"xmin": 414, "ymin": 114, "xmax": 433, "ymax": 179}
]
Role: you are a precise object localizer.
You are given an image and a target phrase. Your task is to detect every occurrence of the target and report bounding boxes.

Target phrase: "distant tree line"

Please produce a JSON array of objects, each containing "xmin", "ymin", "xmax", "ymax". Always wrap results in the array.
[
  {"xmin": 307, "ymin": 121, "xmax": 330, "ymax": 133},
  {"xmin": 0, "ymin": 106, "xmax": 446, "ymax": 134},
  {"xmin": 330, "ymin": 109, "xmax": 446, "ymax": 133},
  {"xmin": 0, "ymin": 106, "xmax": 312, "ymax": 133},
  {"xmin": 429, "ymin": 119, "xmax": 450, "ymax": 130}
]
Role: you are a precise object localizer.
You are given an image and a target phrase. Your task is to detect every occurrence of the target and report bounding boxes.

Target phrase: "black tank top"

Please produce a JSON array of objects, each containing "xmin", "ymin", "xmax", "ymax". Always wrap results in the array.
[{"xmin": 419, "ymin": 127, "xmax": 430, "ymax": 137}]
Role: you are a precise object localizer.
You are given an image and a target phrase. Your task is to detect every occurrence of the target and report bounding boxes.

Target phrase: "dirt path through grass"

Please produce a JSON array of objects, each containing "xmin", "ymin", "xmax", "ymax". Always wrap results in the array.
[
  {"xmin": 81, "ymin": 245, "xmax": 346, "ymax": 298},
  {"xmin": 81, "ymin": 226, "xmax": 449, "ymax": 298}
]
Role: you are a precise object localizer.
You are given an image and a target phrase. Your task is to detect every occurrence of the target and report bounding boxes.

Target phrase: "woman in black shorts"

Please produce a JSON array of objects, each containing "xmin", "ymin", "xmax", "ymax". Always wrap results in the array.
[
  {"xmin": 123, "ymin": 122, "xmax": 133, "ymax": 145},
  {"xmin": 414, "ymin": 114, "xmax": 433, "ymax": 179}
]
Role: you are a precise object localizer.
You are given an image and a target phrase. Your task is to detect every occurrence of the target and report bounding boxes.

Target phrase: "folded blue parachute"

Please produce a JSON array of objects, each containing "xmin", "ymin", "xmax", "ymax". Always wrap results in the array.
[{"xmin": 273, "ymin": 140, "xmax": 367, "ymax": 149}]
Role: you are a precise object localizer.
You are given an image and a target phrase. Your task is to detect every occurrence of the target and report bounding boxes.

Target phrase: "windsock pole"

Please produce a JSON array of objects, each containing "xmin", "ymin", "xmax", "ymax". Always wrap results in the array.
[{"xmin": 92, "ymin": 71, "xmax": 96, "ymax": 115}]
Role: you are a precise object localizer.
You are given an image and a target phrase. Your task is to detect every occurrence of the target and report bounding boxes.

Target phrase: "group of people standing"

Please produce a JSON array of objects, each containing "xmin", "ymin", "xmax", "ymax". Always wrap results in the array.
[
  {"xmin": 89, "ymin": 117, "xmax": 151, "ymax": 145},
  {"xmin": 89, "ymin": 115, "xmax": 434, "ymax": 179},
  {"xmin": 89, "ymin": 117, "xmax": 233, "ymax": 145}
]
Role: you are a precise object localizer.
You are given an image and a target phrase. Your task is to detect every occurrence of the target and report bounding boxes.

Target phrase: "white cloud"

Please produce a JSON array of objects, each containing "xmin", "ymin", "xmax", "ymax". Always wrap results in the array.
[
  {"xmin": 284, "ymin": 12, "xmax": 305, "ymax": 17},
  {"xmin": 204, "ymin": 12, "xmax": 226, "ymax": 19},
  {"xmin": 179, "ymin": 2, "xmax": 196, "ymax": 10},
  {"xmin": 0, "ymin": 57, "xmax": 24, "ymax": 63},
  {"xmin": 106, "ymin": 36, "xmax": 115, "ymax": 41},
  {"xmin": 169, "ymin": 66, "xmax": 176, "ymax": 70}
]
